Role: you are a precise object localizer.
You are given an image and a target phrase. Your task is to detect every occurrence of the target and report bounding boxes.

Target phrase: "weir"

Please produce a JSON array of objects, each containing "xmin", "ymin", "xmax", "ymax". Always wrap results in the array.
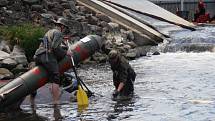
[
  {"xmin": 77, "ymin": 0, "xmax": 166, "ymax": 45},
  {"xmin": 104, "ymin": 0, "xmax": 195, "ymax": 30}
]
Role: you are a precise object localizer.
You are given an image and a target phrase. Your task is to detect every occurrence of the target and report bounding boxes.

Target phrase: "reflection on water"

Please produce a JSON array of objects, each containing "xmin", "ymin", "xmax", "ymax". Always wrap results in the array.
[
  {"xmin": 2, "ymin": 52, "xmax": 215, "ymax": 121},
  {"xmin": 2, "ymin": 52, "xmax": 215, "ymax": 120}
]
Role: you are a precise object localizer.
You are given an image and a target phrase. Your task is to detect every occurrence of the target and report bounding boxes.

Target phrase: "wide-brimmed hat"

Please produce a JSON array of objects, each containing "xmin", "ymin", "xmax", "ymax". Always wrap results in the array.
[
  {"xmin": 55, "ymin": 17, "xmax": 69, "ymax": 27},
  {"xmin": 108, "ymin": 50, "xmax": 119, "ymax": 60}
]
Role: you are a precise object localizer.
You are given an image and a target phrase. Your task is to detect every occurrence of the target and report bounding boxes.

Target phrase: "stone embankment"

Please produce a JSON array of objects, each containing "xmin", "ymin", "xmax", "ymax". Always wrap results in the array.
[{"xmin": 0, "ymin": 0, "xmax": 159, "ymax": 80}]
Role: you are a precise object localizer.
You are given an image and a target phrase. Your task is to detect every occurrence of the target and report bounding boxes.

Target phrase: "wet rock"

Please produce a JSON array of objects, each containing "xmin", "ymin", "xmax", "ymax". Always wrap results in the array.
[
  {"xmin": 152, "ymin": 51, "xmax": 160, "ymax": 55},
  {"xmin": 1, "ymin": 58, "xmax": 17, "ymax": 69},
  {"xmin": 136, "ymin": 46, "xmax": 152, "ymax": 56},
  {"xmin": 126, "ymin": 49, "xmax": 137, "ymax": 59},
  {"xmin": 0, "ymin": 68, "xmax": 14, "ymax": 80},
  {"xmin": 133, "ymin": 32, "xmax": 156, "ymax": 46}
]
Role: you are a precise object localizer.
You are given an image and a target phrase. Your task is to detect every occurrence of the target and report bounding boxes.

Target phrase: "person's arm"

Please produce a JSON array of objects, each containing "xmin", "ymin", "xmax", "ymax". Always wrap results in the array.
[
  {"xmin": 51, "ymin": 31, "xmax": 63, "ymax": 50},
  {"xmin": 117, "ymin": 82, "xmax": 124, "ymax": 92}
]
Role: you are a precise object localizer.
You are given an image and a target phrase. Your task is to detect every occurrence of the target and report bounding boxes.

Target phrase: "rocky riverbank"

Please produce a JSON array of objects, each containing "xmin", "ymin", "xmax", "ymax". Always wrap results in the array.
[{"xmin": 0, "ymin": 0, "xmax": 159, "ymax": 80}]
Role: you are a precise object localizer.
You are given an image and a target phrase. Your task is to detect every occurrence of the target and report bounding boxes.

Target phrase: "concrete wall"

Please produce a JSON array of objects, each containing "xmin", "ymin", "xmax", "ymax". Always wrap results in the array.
[{"xmin": 150, "ymin": 0, "xmax": 215, "ymax": 21}]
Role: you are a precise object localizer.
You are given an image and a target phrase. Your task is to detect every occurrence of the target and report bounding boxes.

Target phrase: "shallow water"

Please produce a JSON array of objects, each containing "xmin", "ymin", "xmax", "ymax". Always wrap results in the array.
[
  {"xmin": 1, "ymin": 4, "xmax": 215, "ymax": 121},
  {"xmin": 2, "ymin": 52, "xmax": 215, "ymax": 121}
]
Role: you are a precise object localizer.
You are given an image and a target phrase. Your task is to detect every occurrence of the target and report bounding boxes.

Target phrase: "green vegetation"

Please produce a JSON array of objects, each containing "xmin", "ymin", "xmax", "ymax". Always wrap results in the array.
[{"xmin": 0, "ymin": 23, "xmax": 46, "ymax": 61}]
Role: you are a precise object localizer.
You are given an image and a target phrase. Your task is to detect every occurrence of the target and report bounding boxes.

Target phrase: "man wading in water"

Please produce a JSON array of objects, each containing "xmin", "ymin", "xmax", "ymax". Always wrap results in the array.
[{"xmin": 108, "ymin": 50, "xmax": 136, "ymax": 99}]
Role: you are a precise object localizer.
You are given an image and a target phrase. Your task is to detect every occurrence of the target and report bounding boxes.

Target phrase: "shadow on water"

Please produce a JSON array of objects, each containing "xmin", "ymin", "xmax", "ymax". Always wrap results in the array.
[
  {"xmin": 107, "ymin": 94, "xmax": 137, "ymax": 121},
  {"xmin": 0, "ymin": 110, "xmax": 47, "ymax": 121}
]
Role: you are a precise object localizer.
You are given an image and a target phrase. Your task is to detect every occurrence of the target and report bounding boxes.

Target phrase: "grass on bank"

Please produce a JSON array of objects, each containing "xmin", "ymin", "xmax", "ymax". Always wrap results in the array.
[{"xmin": 0, "ymin": 23, "xmax": 46, "ymax": 61}]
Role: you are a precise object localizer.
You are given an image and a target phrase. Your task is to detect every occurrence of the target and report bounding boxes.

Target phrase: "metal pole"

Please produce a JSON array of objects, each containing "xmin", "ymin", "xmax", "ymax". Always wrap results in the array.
[{"xmin": 181, "ymin": 0, "xmax": 184, "ymax": 11}]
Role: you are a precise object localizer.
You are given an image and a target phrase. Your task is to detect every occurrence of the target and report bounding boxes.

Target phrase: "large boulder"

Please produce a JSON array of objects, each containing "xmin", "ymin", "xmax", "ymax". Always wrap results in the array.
[
  {"xmin": 1, "ymin": 58, "xmax": 17, "ymax": 70},
  {"xmin": 0, "ymin": 51, "xmax": 10, "ymax": 61},
  {"xmin": 10, "ymin": 45, "xmax": 28, "ymax": 66}
]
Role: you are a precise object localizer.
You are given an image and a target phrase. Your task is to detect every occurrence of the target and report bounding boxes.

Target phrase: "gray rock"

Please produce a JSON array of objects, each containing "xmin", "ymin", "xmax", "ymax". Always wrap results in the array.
[
  {"xmin": 31, "ymin": 5, "xmax": 44, "ymax": 13},
  {"xmin": 127, "ymin": 31, "xmax": 134, "ymax": 41},
  {"xmin": 61, "ymin": 2, "xmax": 71, "ymax": 9},
  {"xmin": 126, "ymin": 49, "xmax": 137, "ymax": 59},
  {"xmin": 2, "ymin": 58, "xmax": 17, "ymax": 69},
  {"xmin": 10, "ymin": 45, "xmax": 28, "ymax": 65},
  {"xmin": 23, "ymin": 0, "xmax": 40, "ymax": 5},
  {"xmin": 136, "ymin": 46, "xmax": 152, "ymax": 56},
  {"xmin": 0, "ymin": 68, "xmax": 14, "ymax": 80},
  {"xmin": 86, "ymin": 14, "xmax": 98, "ymax": 25},
  {"xmin": 108, "ymin": 22, "xmax": 120, "ymax": 32},
  {"xmin": 81, "ymin": 22, "xmax": 90, "ymax": 35},
  {"xmin": 67, "ymin": 20, "xmax": 83, "ymax": 35},
  {"xmin": 96, "ymin": 13, "xmax": 111, "ymax": 23},
  {"xmin": 0, "ymin": 51, "xmax": 10, "ymax": 61},
  {"xmin": 127, "ymin": 41, "xmax": 137, "ymax": 48},
  {"xmin": 133, "ymin": 32, "xmax": 156, "ymax": 46},
  {"xmin": 11, "ymin": 64, "xmax": 28, "ymax": 76},
  {"xmin": 0, "ymin": 0, "xmax": 8, "ymax": 7},
  {"xmin": 123, "ymin": 44, "xmax": 131, "ymax": 51},
  {"xmin": 92, "ymin": 52, "xmax": 107, "ymax": 63},
  {"xmin": 98, "ymin": 21, "xmax": 108, "ymax": 28},
  {"xmin": 0, "ymin": 40, "xmax": 11, "ymax": 53},
  {"xmin": 68, "ymin": 0, "xmax": 77, "ymax": 13},
  {"xmin": 62, "ymin": 9, "xmax": 76, "ymax": 19},
  {"xmin": 152, "ymin": 51, "xmax": 160, "ymax": 55}
]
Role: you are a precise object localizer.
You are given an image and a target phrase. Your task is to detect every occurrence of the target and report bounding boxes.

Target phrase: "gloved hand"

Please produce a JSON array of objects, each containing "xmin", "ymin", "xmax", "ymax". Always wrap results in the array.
[
  {"xmin": 66, "ymin": 51, "xmax": 73, "ymax": 57},
  {"xmin": 112, "ymin": 90, "xmax": 119, "ymax": 97}
]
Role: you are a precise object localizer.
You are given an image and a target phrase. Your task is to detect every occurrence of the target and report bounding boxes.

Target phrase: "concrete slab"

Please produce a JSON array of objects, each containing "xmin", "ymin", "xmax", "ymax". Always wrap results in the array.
[
  {"xmin": 77, "ymin": 0, "xmax": 165, "ymax": 44},
  {"xmin": 105, "ymin": 0, "xmax": 195, "ymax": 30}
]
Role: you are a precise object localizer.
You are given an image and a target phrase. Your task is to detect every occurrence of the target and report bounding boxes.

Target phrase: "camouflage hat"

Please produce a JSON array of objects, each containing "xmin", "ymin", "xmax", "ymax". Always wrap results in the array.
[
  {"xmin": 55, "ymin": 17, "xmax": 69, "ymax": 27},
  {"xmin": 108, "ymin": 50, "xmax": 119, "ymax": 60}
]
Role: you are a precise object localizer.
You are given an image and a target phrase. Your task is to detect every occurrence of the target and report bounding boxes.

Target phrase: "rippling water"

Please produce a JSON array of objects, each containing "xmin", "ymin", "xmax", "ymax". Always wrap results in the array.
[
  {"xmin": 1, "ymin": 4, "xmax": 215, "ymax": 121},
  {"xmin": 2, "ymin": 52, "xmax": 215, "ymax": 121}
]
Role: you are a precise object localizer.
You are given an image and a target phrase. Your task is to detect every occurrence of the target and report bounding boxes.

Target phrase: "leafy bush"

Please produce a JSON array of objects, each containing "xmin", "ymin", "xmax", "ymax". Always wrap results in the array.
[{"xmin": 0, "ymin": 23, "xmax": 46, "ymax": 61}]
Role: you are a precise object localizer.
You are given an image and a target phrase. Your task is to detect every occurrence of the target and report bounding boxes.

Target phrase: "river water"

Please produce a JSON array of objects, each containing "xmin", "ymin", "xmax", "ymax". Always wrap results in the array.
[{"xmin": 1, "ymin": 7, "xmax": 215, "ymax": 121}]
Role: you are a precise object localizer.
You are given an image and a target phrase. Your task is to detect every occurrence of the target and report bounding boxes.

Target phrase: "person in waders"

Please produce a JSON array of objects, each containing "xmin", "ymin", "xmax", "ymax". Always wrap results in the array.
[
  {"xmin": 33, "ymin": 17, "xmax": 70, "ymax": 105},
  {"xmin": 108, "ymin": 50, "xmax": 136, "ymax": 99}
]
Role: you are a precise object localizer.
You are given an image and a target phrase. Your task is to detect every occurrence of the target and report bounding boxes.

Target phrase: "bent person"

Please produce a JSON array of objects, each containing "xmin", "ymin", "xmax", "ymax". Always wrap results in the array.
[
  {"xmin": 33, "ymin": 17, "xmax": 69, "ymax": 104},
  {"xmin": 108, "ymin": 50, "xmax": 136, "ymax": 98}
]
